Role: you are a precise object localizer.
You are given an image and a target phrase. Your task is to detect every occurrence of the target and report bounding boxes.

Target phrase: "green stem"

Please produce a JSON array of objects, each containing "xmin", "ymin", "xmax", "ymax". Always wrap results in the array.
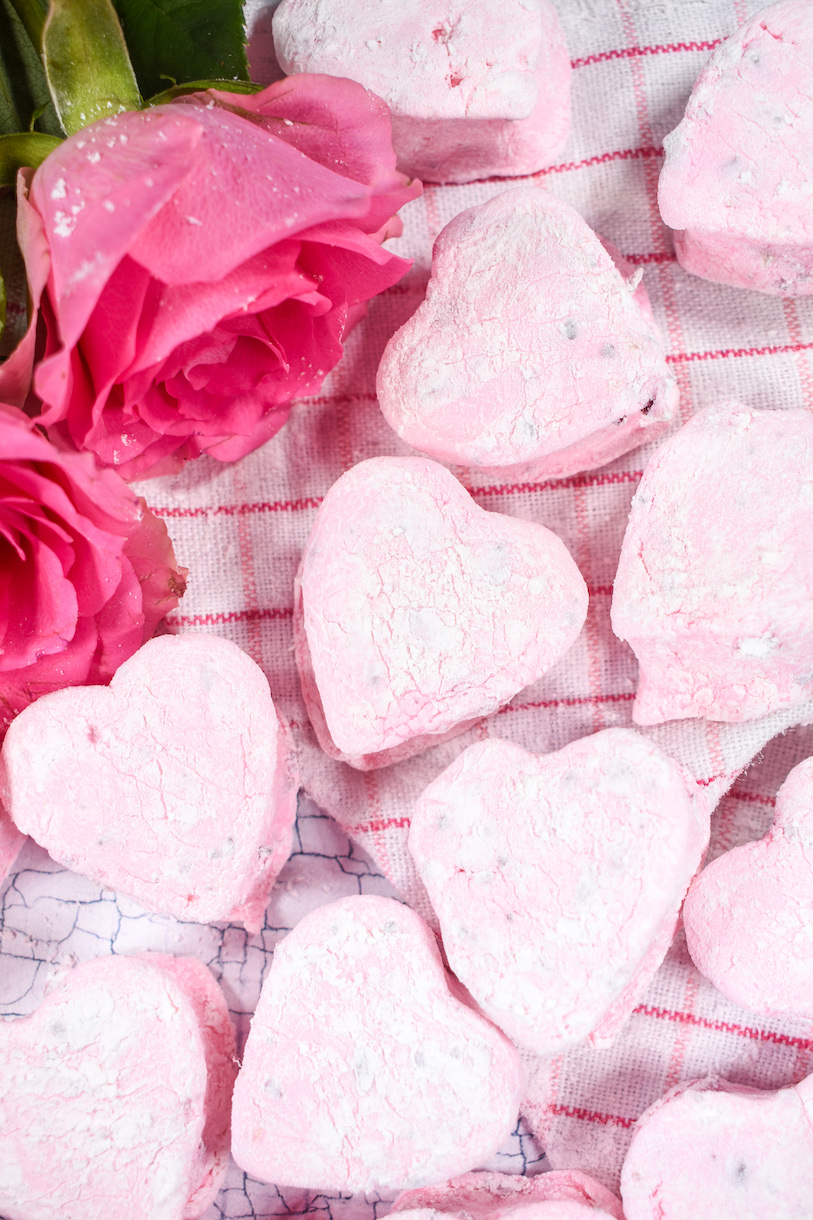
[{"xmin": 6, "ymin": 0, "xmax": 46, "ymax": 52}]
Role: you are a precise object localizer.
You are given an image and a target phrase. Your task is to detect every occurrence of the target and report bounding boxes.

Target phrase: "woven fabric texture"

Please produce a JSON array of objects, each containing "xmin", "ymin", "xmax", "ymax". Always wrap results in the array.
[{"xmin": 2, "ymin": 0, "xmax": 813, "ymax": 1213}]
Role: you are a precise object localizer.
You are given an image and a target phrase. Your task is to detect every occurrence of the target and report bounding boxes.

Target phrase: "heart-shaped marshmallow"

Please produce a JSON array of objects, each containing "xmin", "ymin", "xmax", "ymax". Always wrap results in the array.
[
  {"xmin": 231, "ymin": 894, "xmax": 523, "ymax": 1191},
  {"xmin": 392, "ymin": 1169, "xmax": 625, "ymax": 1220},
  {"xmin": 0, "ymin": 953, "xmax": 236, "ymax": 1220},
  {"xmin": 409, "ymin": 730, "xmax": 707, "ymax": 1057},
  {"xmin": 611, "ymin": 402, "xmax": 813, "ymax": 724},
  {"xmin": 376, "ymin": 190, "xmax": 677, "ymax": 480},
  {"xmin": 0, "ymin": 799, "xmax": 24, "ymax": 888},
  {"xmin": 620, "ymin": 1074, "xmax": 813, "ymax": 1219},
  {"xmin": 294, "ymin": 456, "xmax": 587, "ymax": 769},
  {"xmin": 683, "ymin": 755, "xmax": 813, "ymax": 1018},
  {"xmin": 0, "ymin": 634, "xmax": 299, "ymax": 931},
  {"xmin": 272, "ymin": 0, "xmax": 570, "ymax": 183},
  {"xmin": 659, "ymin": 1, "xmax": 813, "ymax": 295}
]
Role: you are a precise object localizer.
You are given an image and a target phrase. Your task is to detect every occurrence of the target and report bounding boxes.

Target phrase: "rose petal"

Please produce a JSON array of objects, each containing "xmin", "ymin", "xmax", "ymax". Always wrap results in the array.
[
  {"xmin": 79, "ymin": 255, "xmax": 152, "ymax": 395},
  {"xmin": 0, "ymin": 614, "xmax": 97, "ymax": 734},
  {"xmin": 128, "ymin": 103, "xmax": 376, "ymax": 285},
  {"xmin": 89, "ymin": 551, "xmax": 144, "ymax": 681},
  {"xmin": 202, "ymin": 402, "xmax": 294, "ymax": 463},
  {"xmin": 122, "ymin": 499, "xmax": 187, "ymax": 641},
  {"xmin": 0, "ymin": 412, "xmax": 184, "ymax": 733},
  {"xmin": 212, "ymin": 77, "xmax": 423, "ymax": 230},
  {"xmin": 210, "ymin": 76, "xmax": 406, "ymax": 195},
  {"xmin": 0, "ymin": 533, "xmax": 78, "ymax": 669},
  {"xmin": 299, "ymin": 232, "xmax": 413, "ymax": 303},
  {"xmin": 125, "ymin": 243, "xmax": 311, "ymax": 375},
  {"xmin": 35, "ymin": 333, "xmax": 97, "ymax": 441},
  {"xmin": 30, "ymin": 110, "xmax": 202, "ymax": 346},
  {"xmin": 102, "ymin": 427, "xmax": 198, "ymax": 482}
]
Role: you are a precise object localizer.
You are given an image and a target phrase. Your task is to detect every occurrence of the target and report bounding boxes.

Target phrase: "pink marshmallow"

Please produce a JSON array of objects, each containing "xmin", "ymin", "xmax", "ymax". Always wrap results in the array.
[
  {"xmin": 621, "ymin": 1074, "xmax": 813, "ymax": 1218},
  {"xmin": 0, "ymin": 634, "xmax": 299, "ymax": 931},
  {"xmin": 683, "ymin": 755, "xmax": 813, "ymax": 1018},
  {"xmin": 376, "ymin": 190, "xmax": 677, "ymax": 480},
  {"xmin": 611, "ymin": 401, "xmax": 813, "ymax": 725},
  {"xmin": 659, "ymin": 1, "xmax": 813, "ymax": 295},
  {"xmin": 409, "ymin": 730, "xmax": 707, "ymax": 1057},
  {"xmin": 230, "ymin": 894, "xmax": 523, "ymax": 1191},
  {"xmin": 392, "ymin": 1169, "xmax": 624, "ymax": 1220},
  {"xmin": 0, "ymin": 953, "xmax": 236, "ymax": 1220},
  {"xmin": 294, "ymin": 456, "xmax": 588, "ymax": 769},
  {"xmin": 0, "ymin": 799, "xmax": 24, "ymax": 889},
  {"xmin": 272, "ymin": 0, "xmax": 571, "ymax": 183}
]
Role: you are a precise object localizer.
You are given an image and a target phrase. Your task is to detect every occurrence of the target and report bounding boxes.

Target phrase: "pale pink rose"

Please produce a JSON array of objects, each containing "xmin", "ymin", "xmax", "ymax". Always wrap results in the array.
[
  {"xmin": 0, "ymin": 406, "xmax": 186, "ymax": 735},
  {"xmin": 1, "ymin": 76, "xmax": 420, "ymax": 478}
]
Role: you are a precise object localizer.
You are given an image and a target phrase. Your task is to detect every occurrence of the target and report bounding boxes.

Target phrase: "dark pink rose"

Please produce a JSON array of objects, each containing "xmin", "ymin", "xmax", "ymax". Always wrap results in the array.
[
  {"xmin": 0, "ymin": 76, "xmax": 420, "ymax": 479},
  {"xmin": 0, "ymin": 406, "xmax": 186, "ymax": 735}
]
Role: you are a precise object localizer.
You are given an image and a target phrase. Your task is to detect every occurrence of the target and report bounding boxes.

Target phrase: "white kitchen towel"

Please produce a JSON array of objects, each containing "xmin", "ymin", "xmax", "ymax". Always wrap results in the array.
[{"xmin": 2, "ymin": 0, "xmax": 813, "ymax": 1214}]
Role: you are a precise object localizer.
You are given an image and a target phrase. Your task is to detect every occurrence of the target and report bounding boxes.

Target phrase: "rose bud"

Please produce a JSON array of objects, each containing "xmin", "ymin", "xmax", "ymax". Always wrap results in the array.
[{"xmin": 0, "ymin": 76, "xmax": 420, "ymax": 478}]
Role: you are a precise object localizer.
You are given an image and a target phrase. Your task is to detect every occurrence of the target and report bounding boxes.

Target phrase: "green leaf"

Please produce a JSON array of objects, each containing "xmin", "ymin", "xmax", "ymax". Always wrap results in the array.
[
  {"xmin": 111, "ymin": 0, "xmax": 249, "ymax": 103},
  {"xmin": 146, "ymin": 77, "xmax": 262, "ymax": 107},
  {"xmin": 43, "ymin": 0, "xmax": 141, "ymax": 136},
  {"xmin": 0, "ymin": 44, "xmax": 23, "ymax": 136},
  {"xmin": 0, "ymin": 130, "xmax": 62, "ymax": 184},
  {"xmin": 6, "ymin": 0, "xmax": 47, "ymax": 52},
  {"xmin": 0, "ymin": 0, "xmax": 60, "ymax": 137}
]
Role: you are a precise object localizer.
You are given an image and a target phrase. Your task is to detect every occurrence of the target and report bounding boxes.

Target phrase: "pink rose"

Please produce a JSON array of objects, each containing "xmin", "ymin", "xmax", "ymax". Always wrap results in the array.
[
  {"xmin": 1, "ymin": 76, "xmax": 420, "ymax": 479},
  {"xmin": 0, "ymin": 406, "xmax": 186, "ymax": 735}
]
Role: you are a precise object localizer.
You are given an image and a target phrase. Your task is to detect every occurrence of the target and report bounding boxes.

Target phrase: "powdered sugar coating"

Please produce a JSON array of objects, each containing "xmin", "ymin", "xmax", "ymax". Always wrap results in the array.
[
  {"xmin": 659, "ymin": 0, "xmax": 813, "ymax": 294},
  {"xmin": 272, "ymin": 0, "xmax": 570, "ymax": 182},
  {"xmin": 231, "ymin": 894, "xmax": 523, "ymax": 1191},
  {"xmin": 377, "ymin": 190, "xmax": 677, "ymax": 479},
  {"xmin": 611, "ymin": 401, "xmax": 813, "ymax": 725},
  {"xmin": 0, "ymin": 634, "xmax": 298, "ymax": 931},
  {"xmin": 621, "ymin": 1075, "xmax": 813, "ymax": 1218},
  {"xmin": 0, "ymin": 953, "xmax": 236, "ymax": 1220},
  {"xmin": 409, "ymin": 730, "xmax": 707, "ymax": 1057},
  {"xmin": 294, "ymin": 456, "xmax": 588, "ymax": 768},
  {"xmin": 683, "ymin": 755, "xmax": 813, "ymax": 1018},
  {"xmin": 0, "ymin": 800, "xmax": 24, "ymax": 888},
  {"xmin": 393, "ymin": 1168, "xmax": 624, "ymax": 1219}
]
